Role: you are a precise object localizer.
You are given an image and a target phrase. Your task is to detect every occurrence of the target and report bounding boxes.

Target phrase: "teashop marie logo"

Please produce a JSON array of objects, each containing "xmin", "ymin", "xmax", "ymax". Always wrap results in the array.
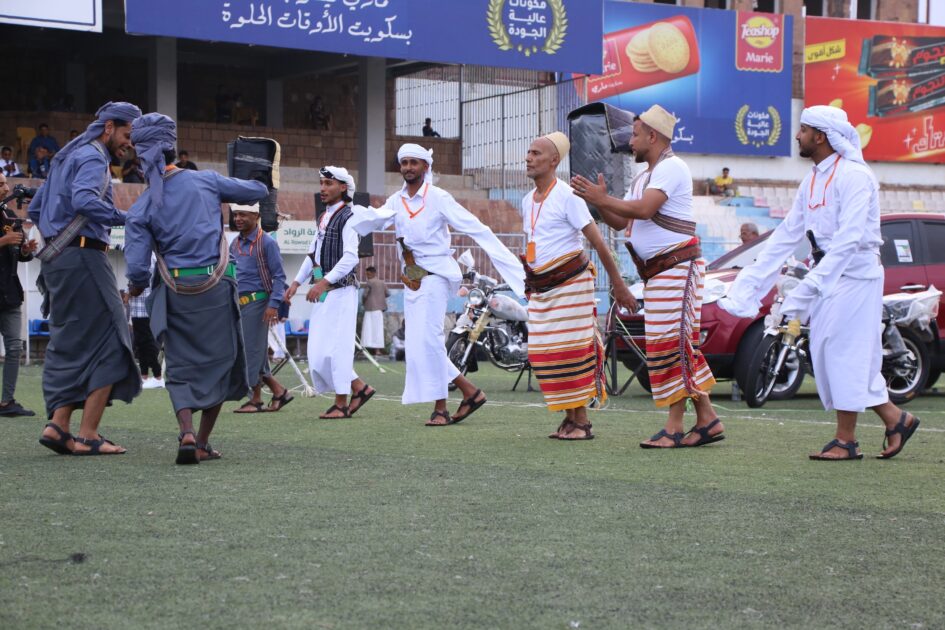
[{"xmin": 488, "ymin": 0, "xmax": 567, "ymax": 58}]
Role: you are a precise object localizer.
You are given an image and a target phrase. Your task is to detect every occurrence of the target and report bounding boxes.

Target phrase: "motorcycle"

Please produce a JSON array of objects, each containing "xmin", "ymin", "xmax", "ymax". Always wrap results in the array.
[
  {"xmin": 743, "ymin": 258, "xmax": 941, "ymax": 408},
  {"xmin": 446, "ymin": 251, "xmax": 529, "ymax": 381}
]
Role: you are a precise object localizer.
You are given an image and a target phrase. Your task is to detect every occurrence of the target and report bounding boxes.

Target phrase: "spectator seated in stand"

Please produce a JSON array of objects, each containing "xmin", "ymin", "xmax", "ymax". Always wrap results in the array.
[
  {"xmin": 707, "ymin": 167, "xmax": 736, "ymax": 197},
  {"xmin": 422, "ymin": 117, "xmax": 441, "ymax": 138},
  {"xmin": 122, "ymin": 157, "xmax": 145, "ymax": 184},
  {"xmin": 0, "ymin": 147, "xmax": 23, "ymax": 178},
  {"xmin": 27, "ymin": 123, "xmax": 60, "ymax": 160},
  {"xmin": 739, "ymin": 222, "xmax": 760, "ymax": 245},
  {"xmin": 28, "ymin": 146, "xmax": 51, "ymax": 179},
  {"xmin": 175, "ymin": 150, "xmax": 199, "ymax": 170}
]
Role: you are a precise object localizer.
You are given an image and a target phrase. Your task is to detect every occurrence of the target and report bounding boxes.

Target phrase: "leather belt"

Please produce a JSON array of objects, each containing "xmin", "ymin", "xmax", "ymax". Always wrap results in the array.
[
  {"xmin": 66, "ymin": 235, "xmax": 109, "ymax": 252},
  {"xmin": 522, "ymin": 252, "xmax": 590, "ymax": 295},
  {"xmin": 626, "ymin": 239, "xmax": 701, "ymax": 283}
]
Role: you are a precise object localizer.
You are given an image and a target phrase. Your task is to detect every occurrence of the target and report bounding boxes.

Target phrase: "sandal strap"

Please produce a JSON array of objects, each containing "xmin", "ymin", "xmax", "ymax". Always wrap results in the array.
[
  {"xmin": 822, "ymin": 438, "xmax": 859, "ymax": 457},
  {"xmin": 430, "ymin": 410, "xmax": 451, "ymax": 421},
  {"xmin": 650, "ymin": 429, "xmax": 683, "ymax": 445},
  {"xmin": 44, "ymin": 422, "xmax": 72, "ymax": 439},
  {"xmin": 196, "ymin": 442, "xmax": 214, "ymax": 453},
  {"xmin": 178, "ymin": 430, "xmax": 196, "ymax": 442},
  {"xmin": 885, "ymin": 411, "xmax": 910, "ymax": 437},
  {"xmin": 687, "ymin": 418, "xmax": 721, "ymax": 438},
  {"xmin": 460, "ymin": 388, "xmax": 483, "ymax": 408},
  {"xmin": 351, "ymin": 385, "xmax": 372, "ymax": 402}
]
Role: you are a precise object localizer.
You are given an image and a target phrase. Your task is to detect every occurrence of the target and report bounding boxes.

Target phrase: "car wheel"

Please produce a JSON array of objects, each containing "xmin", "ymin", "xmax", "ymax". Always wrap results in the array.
[
  {"xmin": 733, "ymin": 321, "xmax": 765, "ymax": 392},
  {"xmin": 925, "ymin": 367, "xmax": 941, "ymax": 390}
]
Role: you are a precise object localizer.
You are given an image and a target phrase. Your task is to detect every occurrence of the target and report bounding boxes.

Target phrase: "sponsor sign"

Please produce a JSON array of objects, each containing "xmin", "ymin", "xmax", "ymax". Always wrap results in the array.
[
  {"xmin": 574, "ymin": 3, "xmax": 793, "ymax": 157},
  {"xmin": 805, "ymin": 17, "xmax": 945, "ymax": 163},
  {"xmin": 125, "ymin": 0, "xmax": 603, "ymax": 74}
]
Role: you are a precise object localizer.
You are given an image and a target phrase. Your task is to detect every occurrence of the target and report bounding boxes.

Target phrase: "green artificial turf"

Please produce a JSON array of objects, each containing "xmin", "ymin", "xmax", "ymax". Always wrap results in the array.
[{"xmin": 2, "ymin": 362, "xmax": 944, "ymax": 629}]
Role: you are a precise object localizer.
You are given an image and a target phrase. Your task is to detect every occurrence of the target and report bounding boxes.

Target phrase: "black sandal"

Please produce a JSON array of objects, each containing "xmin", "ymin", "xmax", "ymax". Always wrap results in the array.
[
  {"xmin": 268, "ymin": 389, "xmax": 295, "ymax": 412},
  {"xmin": 348, "ymin": 385, "xmax": 376, "ymax": 416},
  {"xmin": 176, "ymin": 430, "xmax": 199, "ymax": 465},
  {"xmin": 425, "ymin": 410, "xmax": 453, "ymax": 426},
  {"xmin": 640, "ymin": 429, "xmax": 685, "ymax": 449},
  {"xmin": 39, "ymin": 423, "xmax": 74, "ymax": 455},
  {"xmin": 319, "ymin": 404, "xmax": 350, "ymax": 419},
  {"xmin": 234, "ymin": 401, "xmax": 266, "ymax": 414},
  {"xmin": 683, "ymin": 418, "xmax": 726, "ymax": 447},
  {"xmin": 73, "ymin": 435, "xmax": 127, "ymax": 456},
  {"xmin": 196, "ymin": 442, "xmax": 222, "ymax": 461},
  {"xmin": 451, "ymin": 389, "xmax": 486, "ymax": 424},
  {"xmin": 809, "ymin": 438, "xmax": 863, "ymax": 461},
  {"xmin": 878, "ymin": 411, "xmax": 920, "ymax": 460},
  {"xmin": 558, "ymin": 422, "xmax": 594, "ymax": 441}
]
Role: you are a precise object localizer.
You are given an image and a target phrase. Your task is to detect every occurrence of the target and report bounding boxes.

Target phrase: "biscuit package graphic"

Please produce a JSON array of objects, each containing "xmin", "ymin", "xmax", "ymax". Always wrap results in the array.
[{"xmin": 579, "ymin": 15, "xmax": 700, "ymax": 100}]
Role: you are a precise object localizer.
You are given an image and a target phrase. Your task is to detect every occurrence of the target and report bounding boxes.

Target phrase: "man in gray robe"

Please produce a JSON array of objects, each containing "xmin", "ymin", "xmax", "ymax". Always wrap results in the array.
[
  {"xmin": 124, "ymin": 113, "xmax": 269, "ymax": 464},
  {"xmin": 28, "ymin": 101, "xmax": 143, "ymax": 456}
]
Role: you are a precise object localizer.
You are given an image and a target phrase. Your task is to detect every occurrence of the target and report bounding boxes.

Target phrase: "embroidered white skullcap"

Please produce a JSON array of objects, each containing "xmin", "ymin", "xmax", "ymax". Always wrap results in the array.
[
  {"xmin": 230, "ymin": 203, "xmax": 260, "ymax": 214},
  {"xmin": 541, "ymin": 131, "xmax": 570, "ymax": 160},
  {"xmin": 639, "ymin": 104, "xmax": 677, "ymax": 141}
]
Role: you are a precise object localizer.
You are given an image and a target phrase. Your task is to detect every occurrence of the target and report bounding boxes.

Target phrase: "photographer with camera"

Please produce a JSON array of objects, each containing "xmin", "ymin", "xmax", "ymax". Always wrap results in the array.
[{"xmin": 0, "ymin": 172, "xmax": 37, "ymax": 416}]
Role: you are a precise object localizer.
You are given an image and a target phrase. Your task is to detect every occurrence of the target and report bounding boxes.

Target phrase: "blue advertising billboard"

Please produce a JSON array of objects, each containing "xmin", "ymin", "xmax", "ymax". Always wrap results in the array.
[
  {"xmin": 574, "ymin": 3, "xmax": 793, "ymax": 157},
  {"xmin": 125, "ymin": 0, "xmax": 603, "ymax": 74}
]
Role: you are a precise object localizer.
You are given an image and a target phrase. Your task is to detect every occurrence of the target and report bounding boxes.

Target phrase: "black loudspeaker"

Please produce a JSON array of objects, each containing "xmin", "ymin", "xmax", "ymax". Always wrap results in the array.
[
  {"xmin": 567, "ymin": 102, "xmax": 635, "ymax": 219},
  {"xmin": 314, "ymin": 191, "xmax": 374, "ymax": 258},
  {"xmin": 227, "ymin": 136, "xmax": 280, "ymax": 232}
]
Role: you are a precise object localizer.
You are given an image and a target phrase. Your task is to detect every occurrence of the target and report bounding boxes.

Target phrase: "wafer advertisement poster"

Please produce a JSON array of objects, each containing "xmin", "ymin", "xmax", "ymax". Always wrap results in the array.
[
  {"xmin": 573, "ymin": 3, "xmax": 793, "ymax": 157},
  {"xmin": 805, "ymin": 17, "xmax": 945, "ymax": 163}
]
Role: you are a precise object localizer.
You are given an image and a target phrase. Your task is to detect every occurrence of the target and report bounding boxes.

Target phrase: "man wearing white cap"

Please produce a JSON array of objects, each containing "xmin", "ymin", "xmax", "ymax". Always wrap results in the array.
[
  {"xmin": 350, "ymin": 143, "xmax": 526, "ymax": 425},
  {"xmin": 523, "ymin": 132, "xmax": 636, "ymax": 440},
  {"xmin": 718, "ymin": 105, "xmax": 918, "ymax": 461},
  {"xmin": 572, "ymin": 105, "xmax": 723, "ymax": 449},
  {"xmin": 285, "ymin": 166, "xmax": 376, "ymax": 419},
  {"xmin": 230, "ymin": 202, "xmax": 293, "ymax": 414}
]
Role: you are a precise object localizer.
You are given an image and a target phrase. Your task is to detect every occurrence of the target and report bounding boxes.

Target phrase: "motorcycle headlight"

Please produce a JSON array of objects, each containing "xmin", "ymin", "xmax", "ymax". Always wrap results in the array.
[
  {"xmin": 702, "ymin": 278, "xmax": 729, "ymax": 305},
  {"xmin": 468, "ymin": 288, "xmax": 486, "ymax": 307}
]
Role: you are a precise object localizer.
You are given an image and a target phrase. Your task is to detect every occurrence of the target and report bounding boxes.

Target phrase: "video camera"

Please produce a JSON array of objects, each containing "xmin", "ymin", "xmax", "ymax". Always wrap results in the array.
[{"xmin": 0, "ymin": 184, "xmax": 36, "ymax": 235}]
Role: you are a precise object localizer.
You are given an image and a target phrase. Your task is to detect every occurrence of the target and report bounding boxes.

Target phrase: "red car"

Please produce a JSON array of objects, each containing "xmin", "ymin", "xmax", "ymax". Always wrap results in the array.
[{"xmin": 610, "ymin": 213, "xmax": 945, "ymax": 396}]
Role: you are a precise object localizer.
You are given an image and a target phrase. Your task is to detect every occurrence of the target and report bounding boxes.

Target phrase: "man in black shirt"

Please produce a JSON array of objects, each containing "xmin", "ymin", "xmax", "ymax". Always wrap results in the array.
[
  {"xmin": 175, "ymin": 150, "xmax": 199, "ymax": 170},
  {"xmin": 0, "ymin": 172, "xmax": 37, "ymax": 416}
]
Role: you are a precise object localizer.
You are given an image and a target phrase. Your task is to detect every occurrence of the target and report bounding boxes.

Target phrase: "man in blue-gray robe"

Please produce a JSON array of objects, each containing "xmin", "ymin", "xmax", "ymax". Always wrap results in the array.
[
  {"xmin": 29, "ymin": 101, "xmax": 143, "ymax": 456},
  {"xmin": 124, "ymin": 113, "xmax": 268, "ymax": 465}
]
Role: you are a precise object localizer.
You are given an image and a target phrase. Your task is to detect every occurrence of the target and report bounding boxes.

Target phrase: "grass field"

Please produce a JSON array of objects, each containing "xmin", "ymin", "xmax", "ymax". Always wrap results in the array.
[{"xmin": 2, "ymin": 360, "xmax": 944, "ymax": 629}]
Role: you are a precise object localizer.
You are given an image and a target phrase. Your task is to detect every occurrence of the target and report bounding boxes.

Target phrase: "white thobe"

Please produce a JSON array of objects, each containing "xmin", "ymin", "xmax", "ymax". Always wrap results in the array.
[
  {"xmin": 293, "ymin": 201, "xmax": 361, "ymax": 395},
  {"xmin": 718, "ymin": 154, "xmax": 887, "ymax": 411},
  {"xmin": 353, "ymin": 183, "xmax": 526, "ymax": 404}
]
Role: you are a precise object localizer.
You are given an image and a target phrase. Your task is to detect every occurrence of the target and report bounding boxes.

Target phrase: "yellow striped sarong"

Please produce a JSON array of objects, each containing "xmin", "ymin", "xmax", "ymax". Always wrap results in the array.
[
  {"xmin": 527, "ymin": 252, "xmax": 607, "ymax": 411},
  {"xmin": 644, "ymin": 252, "xmax": 716, "ymax": 407}
]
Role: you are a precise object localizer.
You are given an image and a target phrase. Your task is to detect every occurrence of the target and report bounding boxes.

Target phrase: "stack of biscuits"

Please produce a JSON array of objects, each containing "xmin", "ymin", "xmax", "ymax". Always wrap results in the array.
[{"xmin": 625, "ymin": 22, "xmax": 691, "ymax": 74}]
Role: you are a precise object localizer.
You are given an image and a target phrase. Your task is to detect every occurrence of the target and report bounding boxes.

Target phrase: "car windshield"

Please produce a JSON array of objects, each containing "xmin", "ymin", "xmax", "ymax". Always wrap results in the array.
[{"xmin": 707, "ymin": 231, "xmax": 812, "ymax": 270}]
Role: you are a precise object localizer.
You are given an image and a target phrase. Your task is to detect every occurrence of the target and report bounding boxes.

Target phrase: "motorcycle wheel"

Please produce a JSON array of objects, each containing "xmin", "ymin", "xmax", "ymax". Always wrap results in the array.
[
  {"xmin": 884, "ymin": 326, "xmax": 929, "ymax": 405},
  {"xmin": 743, "ymin": 333, "xmax": 804, "ymax": 408},
  {"xmin": 446, "ymin": 332, "xmax": 470, "ymax": 391}
]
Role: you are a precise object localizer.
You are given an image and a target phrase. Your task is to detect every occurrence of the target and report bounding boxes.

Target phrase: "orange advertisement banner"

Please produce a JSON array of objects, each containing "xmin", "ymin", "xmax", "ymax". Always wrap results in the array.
[{"xmin": 805, "ymin": 17, "xmax": 945, "ymax": 163}]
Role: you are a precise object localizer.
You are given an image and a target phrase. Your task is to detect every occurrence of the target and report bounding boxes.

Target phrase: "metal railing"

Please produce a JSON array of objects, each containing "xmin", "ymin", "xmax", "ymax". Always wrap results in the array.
[{"xmin": 461, "ymin": 77, "xmax": 586, "ymax": 196}]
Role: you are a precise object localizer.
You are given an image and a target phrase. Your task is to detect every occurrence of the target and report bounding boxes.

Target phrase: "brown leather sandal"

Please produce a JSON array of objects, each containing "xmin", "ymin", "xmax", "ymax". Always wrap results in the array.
[
  {"xmin": 425, "ymin": 410, "xmax": 453, "ymax": 426},
  {"xmin": 558, "ymin": 422, "xmax": 594, "ymax": 441}
]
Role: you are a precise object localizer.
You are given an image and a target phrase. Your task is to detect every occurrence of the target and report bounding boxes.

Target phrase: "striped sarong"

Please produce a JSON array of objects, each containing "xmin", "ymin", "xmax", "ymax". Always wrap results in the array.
[
  {"xmin": 644, "ymin": 250, "xmax": 716, "ymax": 407},
  {"xmin": 527, "ymin": 252, "xmax": 607, "ymax": 411}
]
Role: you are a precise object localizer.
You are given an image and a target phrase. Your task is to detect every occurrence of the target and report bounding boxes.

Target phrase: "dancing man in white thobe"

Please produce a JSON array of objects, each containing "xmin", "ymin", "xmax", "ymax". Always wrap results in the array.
[
  {"xmin": 719, "ymin": 105, "xmax": 919, "ymax": 460},
  {"xmin": 285, "ymin": 166, "xmax": 376, "ymax": 419},
  {"xmin": 352, "ymin": 143, "xmax": 526, "ymax": 426}
]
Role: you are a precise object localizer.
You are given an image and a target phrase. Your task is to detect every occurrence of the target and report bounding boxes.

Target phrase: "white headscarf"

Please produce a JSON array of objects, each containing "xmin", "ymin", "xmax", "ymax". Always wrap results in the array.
[
  {"xmin": 397, "ymin": 143, "xmax": 434, "ymax": 182},
  {"xmin": 800, "ymin": 105, "xmax": 865, "ymax": 165},
  {"xmin": 319, "ymin": 165, "xmax": 356, "ymax": 198}
]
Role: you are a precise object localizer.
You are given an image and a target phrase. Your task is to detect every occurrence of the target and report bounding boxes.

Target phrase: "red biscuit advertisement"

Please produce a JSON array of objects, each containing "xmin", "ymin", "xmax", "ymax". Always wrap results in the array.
[
  {"xmin": 578, "ymin": 15, "xmax": 701, "ymax": 101},
  {"xmin": 805, "ymin": 17, "xmax": 945, "ymax": 163}
]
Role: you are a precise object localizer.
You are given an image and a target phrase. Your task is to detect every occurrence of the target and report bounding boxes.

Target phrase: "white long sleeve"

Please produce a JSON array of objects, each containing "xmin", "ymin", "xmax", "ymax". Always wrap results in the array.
[{"xmin": 293, "ymin": 234, "xmax": 317, "ymax": 285}]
